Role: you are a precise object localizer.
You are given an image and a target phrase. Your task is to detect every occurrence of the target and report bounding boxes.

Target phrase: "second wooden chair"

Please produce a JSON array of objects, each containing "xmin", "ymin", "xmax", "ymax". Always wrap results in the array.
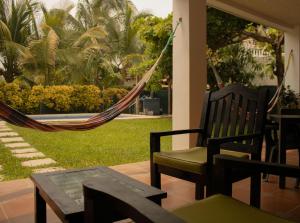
[{"xmin": 150, "ymin": 84, "xmax": 269, "ymax": 206}]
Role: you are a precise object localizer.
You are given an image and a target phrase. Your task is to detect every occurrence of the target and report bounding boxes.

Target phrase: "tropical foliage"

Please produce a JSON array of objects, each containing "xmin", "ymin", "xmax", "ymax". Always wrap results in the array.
[
  {"xmin": 0, "ymin": 1, "xmax": 284, "ymax": 115},
  {"xmin": 0, "ymin": 0, "xmax": 150, "ymax": 88},
  {"xmin": 0, "ymin": 82, "xmax": 127, "ymax": 113}
]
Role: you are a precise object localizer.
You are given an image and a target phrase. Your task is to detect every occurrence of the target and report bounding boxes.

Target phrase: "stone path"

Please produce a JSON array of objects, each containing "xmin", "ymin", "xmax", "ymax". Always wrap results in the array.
[{"xmin": 0, "ymin": 121, "xmax": 65, "ymax": 177}]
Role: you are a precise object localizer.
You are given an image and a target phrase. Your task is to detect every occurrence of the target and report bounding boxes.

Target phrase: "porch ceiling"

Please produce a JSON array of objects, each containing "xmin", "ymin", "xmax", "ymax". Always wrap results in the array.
[{"xmin": 208, "ymin": 0, "xmax": 300, "ymax": 31}]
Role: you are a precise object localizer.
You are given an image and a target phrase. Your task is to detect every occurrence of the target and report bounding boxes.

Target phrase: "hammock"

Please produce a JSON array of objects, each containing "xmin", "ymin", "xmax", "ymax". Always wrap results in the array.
[{"xmin": 0, "ymin": 21, "xmax": 182, "ymax": 132}]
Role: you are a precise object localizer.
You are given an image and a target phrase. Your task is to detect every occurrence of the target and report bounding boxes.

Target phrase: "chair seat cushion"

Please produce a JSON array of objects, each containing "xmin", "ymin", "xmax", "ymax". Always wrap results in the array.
[
  {"xmin": 153, "ymin": 147, "xmax": 249, "ymax": 174},
  {"xmin": 172, "ymin": 194, "xmax": 292, "ymax": 223}
]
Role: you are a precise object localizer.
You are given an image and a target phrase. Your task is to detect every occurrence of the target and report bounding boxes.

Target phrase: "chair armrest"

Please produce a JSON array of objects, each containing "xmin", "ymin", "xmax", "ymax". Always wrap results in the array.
[
  {"xmin": 150, "ymin": 128, "xmax": 205, "ymax": 153},
  {"xmin": 206, "ymin": 133, "xmax": 262, "ymax": 165},
  {"xmin": 83, "ymin": 177, "xmax": 184, "ymax": 223},
  {"xmin": 212, "ymin": 154, "xmax": 300, "ymax": 200},
  {"xmin": 214, "ymin": 155, "xmax": 300, "ymax": 178},
  {"xmin": 151, "ymin": 128, "xmax": 205, "ymax": 137}
]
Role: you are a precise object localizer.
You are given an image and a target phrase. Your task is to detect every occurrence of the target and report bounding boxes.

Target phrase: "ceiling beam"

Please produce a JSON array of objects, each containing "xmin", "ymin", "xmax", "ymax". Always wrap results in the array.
[{"xmin": 207, "ymin": 0, "xmax": 294, "ymax": 32}]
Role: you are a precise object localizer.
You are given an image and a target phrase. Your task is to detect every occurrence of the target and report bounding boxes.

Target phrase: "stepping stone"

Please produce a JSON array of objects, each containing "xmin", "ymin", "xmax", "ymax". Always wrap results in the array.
[
  {"xmin": 0, "ymin": 137, "xmax": 24, "ymax": 143},
  {"xmin": 5, "ymin": 142, "xmax": 31, "ymax": 148},
  {"xmin": 0, "ymin": 128, "xmax": 12, "ymax": 132},
  {"xmin": 14, "ymin": 152, "xmax": 45, "ymax": 159},
  {"xmin": 0, "ymin": 132, "xmax": 18, "ymax": 137},
  {"xmin": 33, "ymin": 167, "xmax": 65, "ymax": 173},
  {"xmin": 21, "ymin": 158, "xmax": 56, "ymax": 167},
  {"xmin": 11, "ymin": 148, "xmax": 38, "ymax": 154}
]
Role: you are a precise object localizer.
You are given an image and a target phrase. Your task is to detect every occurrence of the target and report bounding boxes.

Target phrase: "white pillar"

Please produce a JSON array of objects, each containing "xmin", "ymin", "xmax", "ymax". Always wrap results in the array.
[
  {"xmin": 172, "ymin": 0, "xmax": 207, "ymax": 150},
  {"xmin": 285, "ymin": 26, "xmax": 300, "ymax": 93}
]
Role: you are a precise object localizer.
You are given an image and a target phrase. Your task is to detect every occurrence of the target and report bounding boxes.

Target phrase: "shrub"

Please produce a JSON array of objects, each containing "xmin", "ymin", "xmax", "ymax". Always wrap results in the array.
[
  {"xmin": 0, "ymin": 83, "xmax": 24, "ymax": 110},
  {"xmin": 102, "ymin": 88, "xmax": 128, "ymax": 109},
  {"xmin": 43, "ymin": 86, "xmax": 74, "ymax": 112},
  {"xmin": 24, "ymin": 86, "xmax": 45, "ymax": 114},
  {"xmin": 0, "ymin": 83, "xmax": 128, "ymax": 114},
  {"xmin": 70, "ymin": 85, "xmax": 103, "ymax": 112}
]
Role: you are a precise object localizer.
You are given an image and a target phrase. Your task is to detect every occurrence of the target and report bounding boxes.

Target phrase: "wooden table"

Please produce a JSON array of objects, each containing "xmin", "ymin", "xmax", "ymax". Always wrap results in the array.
[
  {"xmin": 269, "ymin": 114, "xmax": 300, "ymax": 189},
  {"xmin": 31, "ymin": 167, "xmax": 167, "ymax": 223}
]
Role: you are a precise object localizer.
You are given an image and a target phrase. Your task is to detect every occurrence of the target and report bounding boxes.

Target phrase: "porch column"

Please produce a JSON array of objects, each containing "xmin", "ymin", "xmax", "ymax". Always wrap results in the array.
[
  {"xmin": 172, "ymin": 0, "xmax": 207, "ymax": 150},
  {"xmin": 285, "ymin": 26, "xmax": 300, "ymax": 93}
]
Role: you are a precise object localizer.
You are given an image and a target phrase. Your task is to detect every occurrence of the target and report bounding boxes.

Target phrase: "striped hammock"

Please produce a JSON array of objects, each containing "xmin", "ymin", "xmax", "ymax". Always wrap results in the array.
[{"xmin": 0, "ymin": 21, "xmax": 181, "ymax": 132}]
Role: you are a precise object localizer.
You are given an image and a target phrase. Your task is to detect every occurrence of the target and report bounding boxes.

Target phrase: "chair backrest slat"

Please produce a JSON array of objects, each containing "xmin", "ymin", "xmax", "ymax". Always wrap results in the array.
[
  {"xmin": 229, "ymin": 94, "xmax": 240, "ymax": 136},
  {"xmin": 221, "ymin": 94, "xmax": 233, "ymax": 137},
  {"xmin": 207, "ymin": 101, "xmax": 217, "ymax": 138},
  {"xmin": 238, "ymin": 99, "xmax": 249, "ymax": 136},
  {"xmin": 214, "ymin": 98, "xmax": 225, "ymax": 137},
  {"xmin": 246, "ymin": 100, "xmax": 257, "ymax": 144},
  {"xmin": 197, "ymin": 84, "xmax": 268, "ymax": 156}
]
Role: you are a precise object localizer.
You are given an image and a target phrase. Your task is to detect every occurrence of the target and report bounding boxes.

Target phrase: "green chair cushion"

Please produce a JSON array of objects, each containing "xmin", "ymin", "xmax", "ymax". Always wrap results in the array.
[
  {"xmin": 153, "ymin": 147, "xmax": 249, "ymax": 174},
  {"xmin": 172, "ymin": 194, "xmax": 292, "ymax": 223}
]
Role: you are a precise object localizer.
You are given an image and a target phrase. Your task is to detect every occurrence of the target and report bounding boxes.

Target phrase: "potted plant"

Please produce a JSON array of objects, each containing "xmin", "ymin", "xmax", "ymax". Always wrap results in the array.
[{"xmin": 279, "ymin": 85, "xmax": 299, "ymax": 109}]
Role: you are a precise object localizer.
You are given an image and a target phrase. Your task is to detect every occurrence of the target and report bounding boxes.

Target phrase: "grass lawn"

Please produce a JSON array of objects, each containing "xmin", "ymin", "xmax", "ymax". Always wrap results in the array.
[{"xmin": 0, "ymin": 118, "xmax": 172, "ymax": 180}]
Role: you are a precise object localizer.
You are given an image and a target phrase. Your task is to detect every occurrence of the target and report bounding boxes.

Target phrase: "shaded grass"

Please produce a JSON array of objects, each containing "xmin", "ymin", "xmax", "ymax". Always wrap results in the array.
[{"xmin": 7, "ymin": 118, "xmax": 172, "ymax": 174}]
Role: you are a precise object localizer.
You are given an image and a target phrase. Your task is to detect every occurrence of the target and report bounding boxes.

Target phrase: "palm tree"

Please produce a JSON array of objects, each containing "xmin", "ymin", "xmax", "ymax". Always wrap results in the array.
[
  {"xmin": 22, "ymin": 4, "xmax": 108, "ymax": 86},
  {"xmin": 21, "ymin": 24, "xmax": 59, "ymax": 85},
  {"xmin": 76, "ymin": 0, "xmax": 150, "ymax": 83},
  {"xmin": 0, "ymin": 0, "xmax": 39, "ymax": 82}
]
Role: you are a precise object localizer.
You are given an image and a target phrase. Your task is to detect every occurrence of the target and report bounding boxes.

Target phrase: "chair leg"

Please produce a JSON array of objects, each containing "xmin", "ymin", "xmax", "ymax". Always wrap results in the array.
[
  {"xmin": 195, "ymin": 182, "xmax": 205, "ymax": 200},
  {"xmin": 263, "ymin": 127, "xmax": 276, "ymax": 181},
  {"xmin": 296, "ymin": 149, "xmax": 300, "ymax": 189},
  {"xmin": 263, "ymin": 141, "xmax": 271, "ymax": 180},
  {"xmin": 264, "ymin": 145, "xmax": 278, "ymax": 182},
  {"xmin": 150, "ymin": 163, "xmax": 161, "ymax": 189},
  {"xmin": 250, "ymin": 173, "xmax": 261, "ymax": 208}
]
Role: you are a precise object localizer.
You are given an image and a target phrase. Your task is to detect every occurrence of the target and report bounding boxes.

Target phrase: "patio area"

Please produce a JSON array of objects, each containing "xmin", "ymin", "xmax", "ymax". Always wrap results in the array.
[{"xmin": 0, "ymin": 149, "xmax": 300, "ymax": 223}]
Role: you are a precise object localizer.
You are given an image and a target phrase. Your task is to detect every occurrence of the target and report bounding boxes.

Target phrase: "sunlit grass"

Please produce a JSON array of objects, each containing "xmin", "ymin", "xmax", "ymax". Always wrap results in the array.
[{"xmin": 0, "ymin": 118, "xmax": 172, "ymax": 180}]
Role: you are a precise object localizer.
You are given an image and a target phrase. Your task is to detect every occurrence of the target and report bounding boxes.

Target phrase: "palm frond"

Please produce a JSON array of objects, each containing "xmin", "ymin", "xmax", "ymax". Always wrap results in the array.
[
  {"xmin": 73, "ymin": 26, "xmax": 107, "ymax": 47},
  {"xmin": 0, "ymin": 20, "xmax": 12, "ymax": 41}
]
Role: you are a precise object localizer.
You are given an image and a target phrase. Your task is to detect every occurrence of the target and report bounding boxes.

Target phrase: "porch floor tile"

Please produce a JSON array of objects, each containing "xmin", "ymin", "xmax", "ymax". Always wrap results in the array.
[{"xmin": 0, "ymin": 151, "xmax": 299, "ymax": 222}]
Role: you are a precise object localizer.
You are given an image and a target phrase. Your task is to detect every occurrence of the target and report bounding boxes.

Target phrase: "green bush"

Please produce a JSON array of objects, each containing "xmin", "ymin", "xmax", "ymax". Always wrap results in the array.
[
  {"xmin": 0, "ymin": 83, "xmax": 129, "ymax": 114},
  {"xmin": 43, "ymin": 86, "xmax": 74, "ymax": 112},
  {"xmin": 24, "ymin": 85, "xmax": 45, "ymax": 114},
  {"xmin": 102, "ymin": 88, "xmax": 128, "ymax": 109},
  {"xmin": 70, "ymin": 85, "xmax": 103, "ymax": 112},
  {"xmin": 1, "ymin": 83, "xmax": 24, "ymax": 110}
]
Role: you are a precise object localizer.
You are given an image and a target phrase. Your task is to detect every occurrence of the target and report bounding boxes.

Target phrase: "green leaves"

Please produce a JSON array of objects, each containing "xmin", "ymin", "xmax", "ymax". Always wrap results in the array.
[{"xmin": 0, "ymin": 20, "xmax": 12, "ymax": 41}]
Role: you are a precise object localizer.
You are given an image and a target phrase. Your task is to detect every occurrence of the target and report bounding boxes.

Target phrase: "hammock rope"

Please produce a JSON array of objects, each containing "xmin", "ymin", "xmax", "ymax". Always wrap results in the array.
[
  {"xmin": 267, "ymin": 49, "xmax": 293, "ymax": 113},
  {"xmin": 0, "ymin": 19, "xmax": 182, "ymax": 132}
]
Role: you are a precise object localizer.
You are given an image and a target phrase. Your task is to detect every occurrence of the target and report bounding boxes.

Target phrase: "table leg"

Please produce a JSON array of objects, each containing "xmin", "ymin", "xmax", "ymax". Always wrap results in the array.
[
  {"xmin": 279, "ymin": 120, "xmax": 286, "ymax": 189},
  {"xmin": 296, "ymin": 178, "xmax": 300, "ymax": 189},
  {"xmin": 35, "ymin": 187, "xmax": 46, "ymax": 223}
]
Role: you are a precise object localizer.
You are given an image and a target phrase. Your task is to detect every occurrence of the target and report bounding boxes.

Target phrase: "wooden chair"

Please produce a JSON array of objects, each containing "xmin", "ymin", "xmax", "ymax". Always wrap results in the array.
[
  {"xmin": 83, "ymin": 155, "xmax": 298, "ymax": 223},
  {"xmin": 150, "ymin": 84, "xmax": 269, "ymax": 206}
]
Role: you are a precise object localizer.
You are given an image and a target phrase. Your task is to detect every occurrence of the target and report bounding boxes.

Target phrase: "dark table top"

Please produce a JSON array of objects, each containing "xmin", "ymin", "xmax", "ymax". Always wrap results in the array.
[{"xmin": 31, "ymin": 167, "xmax": 167, "ymax": 219}]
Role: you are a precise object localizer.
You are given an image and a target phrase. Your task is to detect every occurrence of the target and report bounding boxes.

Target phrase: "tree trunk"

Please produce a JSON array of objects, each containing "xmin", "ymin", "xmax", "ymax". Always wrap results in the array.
[
  {"xmin": 273, "ymin": 43, "xmax": 285, "ymax": 86},
  {"xmin": 3, "ymin": 71, "xmax": 15, "ymax": 83}
]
